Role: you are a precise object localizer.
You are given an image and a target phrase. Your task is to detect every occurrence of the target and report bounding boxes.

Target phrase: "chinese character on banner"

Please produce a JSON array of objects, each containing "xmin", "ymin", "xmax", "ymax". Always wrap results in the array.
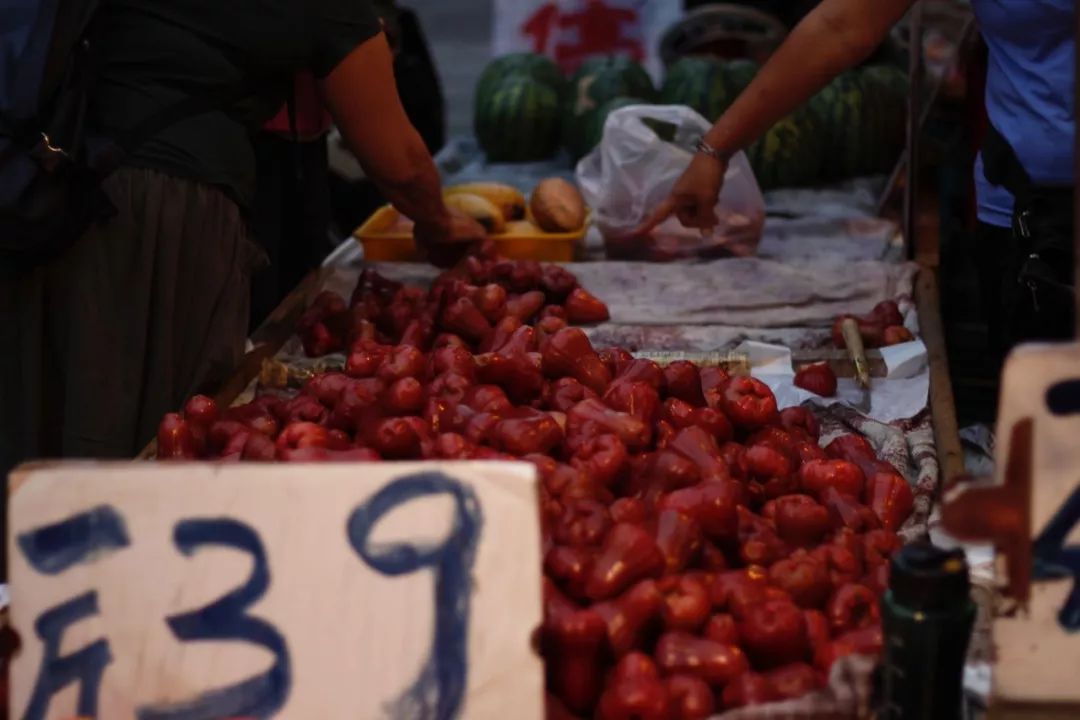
[{"xmin": 494, "ymin": 0, "xmax": 681, "ymax": 81}]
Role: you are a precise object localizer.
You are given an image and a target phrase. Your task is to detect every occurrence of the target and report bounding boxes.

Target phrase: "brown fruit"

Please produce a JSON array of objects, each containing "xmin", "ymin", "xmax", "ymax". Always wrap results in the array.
[{"xmin": 530, "ymin": 178, "xmax": 587, "ymax": 233}]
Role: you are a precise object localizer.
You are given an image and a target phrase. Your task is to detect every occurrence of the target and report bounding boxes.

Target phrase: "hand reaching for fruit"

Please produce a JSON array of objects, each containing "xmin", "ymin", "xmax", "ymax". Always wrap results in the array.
[
  {"xmin": 634, "ymin": 153, "xmax": 727, "ymax": 235},
  {"xmin": 414, "ymin": 207, "xmax": 488, "ymax": 254},
  {"xmin": 413, "ymin": 209, "xmax": 490, "ymax": 269}
]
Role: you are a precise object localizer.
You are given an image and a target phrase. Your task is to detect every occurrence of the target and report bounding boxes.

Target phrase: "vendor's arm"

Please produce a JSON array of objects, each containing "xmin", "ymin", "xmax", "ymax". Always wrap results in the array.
[
  {"xmin": 640, "ymin": 0, "xmax": 917, "ymax": 231},
  {"xmin": 320, "ymin": 32, "xmax": 484, "ymax": 248}
]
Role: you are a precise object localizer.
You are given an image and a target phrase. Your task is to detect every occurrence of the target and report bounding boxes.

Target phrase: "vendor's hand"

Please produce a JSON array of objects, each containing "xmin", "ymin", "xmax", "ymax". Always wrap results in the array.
[
  {"xmin": 415, "ymin": 208, "xmax": 489, "ymax": 268},
  {"xmin": 634, "ymin": 152, "xmax": 727, "ymax": 235},
  {"xmin": 415, "ymin": 208, "xmax": 488, "ymax": 247}
]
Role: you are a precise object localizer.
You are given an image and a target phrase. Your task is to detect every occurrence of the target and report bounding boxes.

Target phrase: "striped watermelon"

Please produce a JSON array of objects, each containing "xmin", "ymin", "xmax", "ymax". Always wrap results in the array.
[
  {"xmin": 861, "ymin": 64, "xmax": 908, "ymax": 98},
  {"xmin": 565, "ymin": 57, "xmax": 654, "ymax": 120},
  {"xmin": 476, "ymin": 75, "xmax": 562, "ymax": 162},
  {"xmin": 807, "ymin": 82, "xmax": 843, "ymax": 181},
  {"xmin": 475, "ymin": 53, "xmax": 565, "ymax": 108},
  {"xmin": 570, "ymin": 56, "xmax": 657, "ymax": 103},
  {"xmin": 568, "ymin": 96, "xmax": 647, "ymax": 161},
  {"xmin": 474, "ymin": 55, "xmax": 565, "ymax": 146},
  {"xmin": 747, "ymin": 106, "xmax": 825, "ymax": 190},
  {"xmin": 814, "ymin": 71, "xmax": 866, "ymax": 179},
  {"xmin": 858, "ymin": 65, "xmax": 908, "ymax": 174},
  {"xmin": 564, "ymin": 57, "xmax": 656, "ymax": 159},
  {"xmin": 725, "ymin": 59, "xmax": 760, "ymax": 95},
  {"xmin": 660, "ymin": 56, "xmax": 734, "ymax": 121},
  {"xmin": 807, "ymin": 67, "xmax": 908, "ymax": 180}
]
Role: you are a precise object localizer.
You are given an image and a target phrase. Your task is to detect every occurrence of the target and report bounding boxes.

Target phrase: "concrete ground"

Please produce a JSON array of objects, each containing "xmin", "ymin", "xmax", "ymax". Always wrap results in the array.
[{"xmin": 407, "ymin": 0, "xmax": 494, "ymax": 139}]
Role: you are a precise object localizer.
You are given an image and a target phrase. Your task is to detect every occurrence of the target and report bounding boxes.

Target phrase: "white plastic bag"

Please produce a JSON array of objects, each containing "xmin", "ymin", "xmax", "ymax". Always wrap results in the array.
[{"xmin": 576, "ymin": 104, "xmax": 766, "ymax": 260}]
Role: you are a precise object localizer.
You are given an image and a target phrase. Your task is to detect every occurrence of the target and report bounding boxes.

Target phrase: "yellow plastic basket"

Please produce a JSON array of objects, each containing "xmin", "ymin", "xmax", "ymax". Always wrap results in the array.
[{"xmin": 354, "ymin": 205, "xmax": 588, "ymax": 263}]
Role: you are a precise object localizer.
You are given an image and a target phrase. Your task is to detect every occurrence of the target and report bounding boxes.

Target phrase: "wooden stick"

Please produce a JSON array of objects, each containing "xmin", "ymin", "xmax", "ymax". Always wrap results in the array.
[{"xmin": 915, "ymin": 266, "xmax": 965, "ymax": 487}]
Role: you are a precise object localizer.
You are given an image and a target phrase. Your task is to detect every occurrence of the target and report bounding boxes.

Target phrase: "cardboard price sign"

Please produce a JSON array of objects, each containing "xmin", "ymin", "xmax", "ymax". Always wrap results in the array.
[
  {"xmin": 492, "ymin": 0, "xmax": 682, "ymax": 81},
  {"xmin": 8, "ymin": 462, "xmax": 544, "ymax": 720},
  {"xmin": 942, "ymin": 342, "xmax": 1080, "ymax": 705}
]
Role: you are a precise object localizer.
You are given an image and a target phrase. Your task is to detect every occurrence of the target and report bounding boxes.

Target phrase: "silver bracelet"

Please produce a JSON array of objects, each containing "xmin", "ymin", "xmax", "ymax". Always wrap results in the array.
[{"xmin": 695, "ymin": 139, "xmax": 732, "ymax": 162}]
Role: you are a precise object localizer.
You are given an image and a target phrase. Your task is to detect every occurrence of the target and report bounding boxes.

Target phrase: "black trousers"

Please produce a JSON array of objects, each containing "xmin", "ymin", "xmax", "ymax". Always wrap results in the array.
[
  {"xmin": 975, "ymin": 219, "xmax": 1074, "ymax": 367},
  {"xmin": 250, "ymin": 132, "xmax": 333, "ymax": 327}
]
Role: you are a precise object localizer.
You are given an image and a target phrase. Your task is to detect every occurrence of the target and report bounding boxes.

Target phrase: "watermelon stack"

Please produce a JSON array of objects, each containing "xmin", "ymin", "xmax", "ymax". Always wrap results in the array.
[
  {"xmin": 655, "ymin": 54, "xmax": 911, "ymax": 189},
  {"xmin": 810, "ymin": 71, "xmax": 866, "ymax": 180},
  {"xmin": 861, "ymin": 63, "xmax": 908, "ymax": 98},
  {"xmin": 563, "ymin": 55, "xmax": 657, "ymax": 159},
  {"xmin": 747, "ymin": 106, "xmax": 826, "ymax": 190},
  {"xmin": 660, "ymin": 56, "xmax": 734, "ymax": 122},
  {"xmin": 725, "ymin": 59, "xmax": 760, "ymax": 95},
  {"xmin": 475, "ymin": 53, "xmax": 565, "ymax": 107},
  {"xmin": 807, "ymin": 66, "xmax": 908, "ymax": 181},
  {"xmin": 858, "ymin": 64, "xmax": 908, "ymax": 174},
  {"xmin": 569, "ymin": 55, "xmax": 657, "ymax": 106},
  {"xmin": 474, "ymin": 53, "xmax": 567, "ymax": 162}
]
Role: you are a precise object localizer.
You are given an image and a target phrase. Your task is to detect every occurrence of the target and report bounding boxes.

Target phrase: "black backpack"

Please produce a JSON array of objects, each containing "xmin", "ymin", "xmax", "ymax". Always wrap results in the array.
[
  {"xmin": 0, "ymin": 0, "xmax": 261, "ymax": 269},
  {"xmin": 0, "ymin": 0, "xmax": 123, "ymax": 267}
]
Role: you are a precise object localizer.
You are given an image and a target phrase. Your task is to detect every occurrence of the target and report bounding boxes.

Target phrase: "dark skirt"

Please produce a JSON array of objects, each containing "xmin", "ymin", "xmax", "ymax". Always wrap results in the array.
[{"xmin": 0, "ymin": 167, "xmax": 262, "ymax": 473}]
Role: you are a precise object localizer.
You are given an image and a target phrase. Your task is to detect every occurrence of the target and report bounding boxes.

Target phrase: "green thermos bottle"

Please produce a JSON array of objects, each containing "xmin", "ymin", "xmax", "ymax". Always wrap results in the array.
[{"xmin": 879, "ymin": 542, "xmax": 976, "ymax": 719}]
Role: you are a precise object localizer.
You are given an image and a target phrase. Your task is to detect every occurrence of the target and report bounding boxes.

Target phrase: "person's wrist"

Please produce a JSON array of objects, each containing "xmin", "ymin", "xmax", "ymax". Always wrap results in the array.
[{"xmin": 695, "ymin": 138, "xmax": 732, "ymax": 163}]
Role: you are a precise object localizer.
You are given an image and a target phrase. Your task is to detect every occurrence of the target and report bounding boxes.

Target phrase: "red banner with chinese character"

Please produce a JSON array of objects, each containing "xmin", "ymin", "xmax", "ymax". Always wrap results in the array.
[{"xmin": 494, "ymin": 0, "xmax": 680, "ymax": 80}]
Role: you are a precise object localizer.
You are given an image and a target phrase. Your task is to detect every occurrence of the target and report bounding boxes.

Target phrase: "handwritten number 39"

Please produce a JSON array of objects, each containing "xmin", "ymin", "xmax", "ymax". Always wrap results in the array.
[{"xmin": 19, "ymin": 473, "xmax": 481, "ymax": 720}]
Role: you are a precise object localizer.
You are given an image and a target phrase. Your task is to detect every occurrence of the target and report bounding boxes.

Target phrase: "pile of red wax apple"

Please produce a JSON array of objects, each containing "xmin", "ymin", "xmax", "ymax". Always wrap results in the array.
[
  {"xmin": 790, "ymin": 300, "xmax": 914, "ymax": 399},
  {"xmin": 155, "ymin": 247, "xmax": 915, "ymax": 718},
  {"xmin": 831, "ymin": 300, "xmax": 914, "ymax": 350}
]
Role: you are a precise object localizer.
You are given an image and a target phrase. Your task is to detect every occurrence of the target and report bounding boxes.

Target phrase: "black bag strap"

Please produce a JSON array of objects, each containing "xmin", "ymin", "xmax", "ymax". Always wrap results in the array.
[
  {"xmin": 982, "ymin": 122, "xmax": 1032, "ymax": 201},
  {"xmin": 0, "ymin": 0, "xmax": 99, "ymax": 143},
  {"xmin": 38, "ymin": 0, "xmax": 101, "ymax": 109},
  {"xmin": 6, "ymin": 0, "xmax": 284, "ymax": 177}
]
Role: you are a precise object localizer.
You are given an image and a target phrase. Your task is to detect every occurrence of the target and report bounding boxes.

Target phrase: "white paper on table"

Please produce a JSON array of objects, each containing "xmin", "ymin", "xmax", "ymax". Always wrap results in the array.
[{"xmin": 735, "ymin": 339, "xmax": 930, "ymax": 423}]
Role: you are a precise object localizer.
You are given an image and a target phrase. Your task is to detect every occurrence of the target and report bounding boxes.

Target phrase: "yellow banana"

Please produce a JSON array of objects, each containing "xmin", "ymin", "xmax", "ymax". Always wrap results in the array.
[
  {"xmin": 445, "ymin": 182, "xmax": 526, "ymax": 222},
  {"xmin": 443, "ymin": 192, "xmax": 506, "ymax": 234}
]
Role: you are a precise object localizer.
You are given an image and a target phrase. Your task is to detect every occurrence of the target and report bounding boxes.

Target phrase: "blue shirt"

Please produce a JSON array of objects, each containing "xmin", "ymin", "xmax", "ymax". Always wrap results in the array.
[{"xmin": 972, "ymin": 0, "xmax": 1075, "ymax": 227}]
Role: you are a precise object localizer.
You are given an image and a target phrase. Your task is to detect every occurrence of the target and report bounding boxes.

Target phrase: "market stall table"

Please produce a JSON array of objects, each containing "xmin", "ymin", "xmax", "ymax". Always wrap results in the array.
[
  {"xmin": 140, "ymin": 226, "xmax": 947, "ymax": 527},
  {"xmin": 142, "ymin": 204, "xmax": 961, "ymax": 509},
  {"xmin": 123, "ymin": 152, "xmax": 967, "ymax": 716}
]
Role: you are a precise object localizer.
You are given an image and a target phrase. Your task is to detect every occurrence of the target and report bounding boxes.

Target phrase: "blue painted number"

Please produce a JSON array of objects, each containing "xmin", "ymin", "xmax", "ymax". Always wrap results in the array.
[
  {"xmin": 1034, "ymin": 483, "xmax": 1080, "ymax": 631},
  {"xmin": 1046, "ymin": 378, "xmax": 1080, "ymax": 416},
  {"xmin": 136, "ymin": 519, "xmax": 291, "ymax": 720},
  {"xmin": 19, "ymin": 507, "xmax": 128, "ymax": 720},
  {"xmin": 22, "ymin": 591, "xmax": 112, "ymax": 720},
  {"xmin": 1033, "ymin": 381, "xmax": 1080, "ymax": 630},
  {"xmin": 17, "ymin": 505, "xmax": 130, "ymax": 576},
  {"xmin": 347, "ymin": 472, "xmax": 483, "ymax": 720}
]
